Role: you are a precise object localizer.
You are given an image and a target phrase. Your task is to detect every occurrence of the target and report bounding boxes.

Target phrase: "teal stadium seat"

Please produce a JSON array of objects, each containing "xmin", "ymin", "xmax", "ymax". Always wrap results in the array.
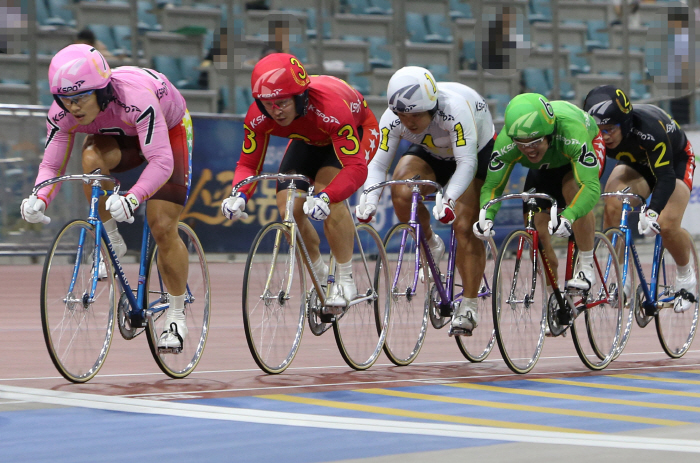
[
  {"xmin": 88, "ymin": 25, "xmax": 118, "ymax": 54},
  {"xmin": 406, "ymin": 12, "xmax": 428, "ymax": 43},
  {"xmin": 450, "ymin": 0, "xmax": 472, "ymax": 20},
  {"xmin": 586, "ymin": 20, "xmax": 609, "ymax": 50},
  {"xmin": 112, "ymin": 25, "xmax": 132, "ymax": 56},
  {"xmin": 522, "ymin": 68, "xmax": 551, "ymax": 96},
  {"xmin": 529, "ymin": 0, "xmax": 552, "ymax": 23},
  {"xmin": 36, "ymin": 0, "xmax": 66, "ymax": 26},
  {"xmin": 47, "ymin": 0, "xmax": 74, "ymax": 26},
  {"xmin": 425, "ymin": 14, "xmax": 453, "ymax": 43},
  {"xmin": 368, "ymin": 36, "xmax": 392, "ymax": 68}
]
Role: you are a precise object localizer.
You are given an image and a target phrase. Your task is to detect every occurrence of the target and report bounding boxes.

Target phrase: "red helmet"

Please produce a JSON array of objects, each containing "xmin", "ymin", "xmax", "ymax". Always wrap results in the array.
[{"xmin": 251, "ymin": 53, "xmax": 310, "ymax": 100}]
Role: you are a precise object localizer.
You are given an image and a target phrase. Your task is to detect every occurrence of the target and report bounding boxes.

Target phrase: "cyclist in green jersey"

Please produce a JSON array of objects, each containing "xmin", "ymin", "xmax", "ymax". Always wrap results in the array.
[{"xmin": 474, "ymin": 93, "xmax": 606, "ymax": 289}]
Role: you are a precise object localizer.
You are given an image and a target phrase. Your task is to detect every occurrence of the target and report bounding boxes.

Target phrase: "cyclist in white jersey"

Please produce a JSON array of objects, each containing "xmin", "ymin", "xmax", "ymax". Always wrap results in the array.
[{"xmin": 355, "ymin": 66, "xmax": 496, "ymax": 333}]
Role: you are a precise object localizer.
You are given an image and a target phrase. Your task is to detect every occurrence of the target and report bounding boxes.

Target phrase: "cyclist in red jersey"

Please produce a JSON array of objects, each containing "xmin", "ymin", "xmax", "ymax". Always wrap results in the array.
[{"xmin": 222, "ymin": 53, "xmax": 380, "ymax": 305}]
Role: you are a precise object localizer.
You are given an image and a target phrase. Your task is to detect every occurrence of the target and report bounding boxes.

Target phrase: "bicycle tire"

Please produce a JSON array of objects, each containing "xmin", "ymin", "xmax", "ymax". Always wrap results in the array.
[
  {"xmin": 655, "ymin": 230, "xmax": 699, "ymax": 358},
  {"xmin": 41, "ymin": 220, "xmax": 116, "ymax": 383},
  {"xmin": 146, "ymin": 222, "xmax": 211, "ymax": 378},
  {"xmin": 493, "ymin": 229, "xmax": 547, "ymax": 374},
  {"xmin": 570, "ymin": 231, "xmax": 624, "ymax": 371},
  {"xmin": 456, "ymin": 237, "xmax": 497, "ymax": 362},
  {"xmin": 381, "ymin": 223, "xmax": 428, "ymax": 366},
  {"xmin": 333, "ymin": 223, "xmax": 390, "ymax": 370},
  {"xmin": 604, "ymin": 227, "xmax": 635, "ymax": 360},
  {"xmin": 242, "ymin": 222, "xmax": 306, "ymax": 374}
]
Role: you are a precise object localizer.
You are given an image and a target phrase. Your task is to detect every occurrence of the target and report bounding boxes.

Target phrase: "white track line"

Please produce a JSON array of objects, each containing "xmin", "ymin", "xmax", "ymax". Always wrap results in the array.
[{"xmin": 1, "ymin": 384, "xmax": 700, "ymax": 453}]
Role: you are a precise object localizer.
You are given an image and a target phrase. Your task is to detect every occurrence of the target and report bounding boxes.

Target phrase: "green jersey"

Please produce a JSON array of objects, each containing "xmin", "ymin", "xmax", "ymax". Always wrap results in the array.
[{"xmin": 480, "ymin": 100, "xmax": 602, "ymax": 222}]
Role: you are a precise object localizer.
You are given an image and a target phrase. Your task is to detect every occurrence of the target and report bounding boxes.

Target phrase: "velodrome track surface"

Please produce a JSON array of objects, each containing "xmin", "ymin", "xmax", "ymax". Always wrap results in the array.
[{"xmin": 2, "ymin": 262, "xmax": 700, "ymax": 462}]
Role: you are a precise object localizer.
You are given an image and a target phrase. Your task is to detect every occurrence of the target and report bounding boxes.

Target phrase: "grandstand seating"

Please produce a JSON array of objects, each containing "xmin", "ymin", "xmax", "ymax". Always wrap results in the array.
[{"xmin": 3, "ymin": 0, "xmax": 689, "ymax": 119}]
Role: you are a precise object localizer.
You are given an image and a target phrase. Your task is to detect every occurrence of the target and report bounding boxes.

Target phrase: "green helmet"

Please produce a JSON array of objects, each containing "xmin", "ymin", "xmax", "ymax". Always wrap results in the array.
[{"xmin": 504, "ymin": 93, "xmax": 556, "ymax": 139}]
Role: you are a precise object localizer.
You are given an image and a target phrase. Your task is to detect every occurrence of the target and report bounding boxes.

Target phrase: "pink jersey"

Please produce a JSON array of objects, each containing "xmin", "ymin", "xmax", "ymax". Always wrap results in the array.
[{"xmin": 36, "ymin": 66, "xmax": 187, "ymax": 205}]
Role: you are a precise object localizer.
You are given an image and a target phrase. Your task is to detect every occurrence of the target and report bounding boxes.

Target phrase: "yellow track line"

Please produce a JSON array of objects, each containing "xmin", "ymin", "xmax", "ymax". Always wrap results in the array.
[
  {"xmin": 612, "ymin": 374, "xmax": 700, "ymax": 386},
  {"xmin": 447, "ymin": 382, "xmax": 700, "ymax": 413},
  {"xmin": 356, "ymin": 388, "xmax": 688, "ymax": 427},
  {"xmin": 258, "ymin": 394, "xmax": 594, "ymax": 434},
  {"xmin": 532, "ymin": 378, "xmax": 700, "ymax": 398}
]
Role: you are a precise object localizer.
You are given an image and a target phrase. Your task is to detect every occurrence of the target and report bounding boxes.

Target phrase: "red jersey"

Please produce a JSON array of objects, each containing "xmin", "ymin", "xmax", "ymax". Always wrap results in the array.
[{"xmin": 233, "ymin": 75, "xmax": 377, "ymax": 203}]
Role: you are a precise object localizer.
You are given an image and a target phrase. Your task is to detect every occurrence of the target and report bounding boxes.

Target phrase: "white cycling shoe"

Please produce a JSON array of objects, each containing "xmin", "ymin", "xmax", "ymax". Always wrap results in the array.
[
  {"xmin": 567, "ymin": 262, "xmax": 596, "ymax": 291},
  {"xmin": 450, "ymin": 298, "xmax": 478, "ymax": 336},
  {"xmin": 674, "ymin": 269, "xmax": 697, "ymax": 313},
  {"xmin": 158, "ymin": 317, "xmax": 188, "ymax": 350},
  {"xmin": 326, "ymin": 277, "xmax": 358, "ymax": 308},
  {"xmin": 420, "ymin": 234, "xmax": 445, "ymax": 283},
  {"xmin": 98, "ymin": 240, "xmax": 127, "ymax": 279}
]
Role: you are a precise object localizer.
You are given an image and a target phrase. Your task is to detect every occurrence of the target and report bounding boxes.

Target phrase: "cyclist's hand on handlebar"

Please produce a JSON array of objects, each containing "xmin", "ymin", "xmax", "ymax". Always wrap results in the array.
[
  {"xmin": 473, "ymin": 219, "xmax": 495, "ymax": 240},
  {"xmin": 20, "ymin": 195, "xmax": 49, "ymax": 224},
  {"xmin": 432, "ymin": 196, "xmax": 456, "ymax": 225},
  {"xmin": 638, "ymin": 208, "xmax": 661, "ymax": 236},
  {"xmin": 355, "ymin": 199, "xmax": 377, "ymax": 223},
  {"xmin": 105, "ymin": 192, "xmax": 139, "ymax": 223},
  {"xmin": 221, "ymin": 192, "xmax": 247, "ymax": 221},
  {"xmin": 303, "ymin": 192, "xmax": 331, "ymax": 221},
  {"xmin": 548, "ymin": 215, "xmax": 572, "ymax": 238}
]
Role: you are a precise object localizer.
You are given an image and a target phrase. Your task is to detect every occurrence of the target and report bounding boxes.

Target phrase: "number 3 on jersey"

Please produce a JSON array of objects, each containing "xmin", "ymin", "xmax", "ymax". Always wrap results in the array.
[
  {"xmin": 338, "ymin": 125, "xmax": 360, "ymax": 156},
  {"xmin": 242, "ymin": 124, "xmax": 257, "ymax": 154}
]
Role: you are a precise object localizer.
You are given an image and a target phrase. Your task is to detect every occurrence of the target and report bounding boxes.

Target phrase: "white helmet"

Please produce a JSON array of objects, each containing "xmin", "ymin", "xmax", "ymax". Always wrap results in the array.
[{"xmin": 387, "ymin": 66, "xmax": 439, "ymax": 114}]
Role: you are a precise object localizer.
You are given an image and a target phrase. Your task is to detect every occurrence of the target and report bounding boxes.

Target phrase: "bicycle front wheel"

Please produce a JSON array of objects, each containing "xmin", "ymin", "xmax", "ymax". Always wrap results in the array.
[
  {"xmin": 655, "ymin": 230, "xmax": 699, "ymax": 358},
  {"xmin": 41, "ymin": 220, "xmax": 116, "ymax": 383},
  {"xmin": 333, "ymin": 223, "xmax": 390, "ymax": 370},
  {"xmin": 146, "ymin": 223, "xmax": 211, "ymax": 378},
  {"xmin": 243, "ymin": 222, "xmax": 306, "ymax": 374},
  {"xmin": 381, "ymin": 223, "xmax": 428, "ymax": 366},
  {"xmin": 456, "ymin": 237, "xmax": 497, "ymax": 362},
  {"xmin": 605, "ymin": 227, "xmax": 635, "ymax": 359},
  {"xmin": 570, "ymin": 231, "xmax": 624, "ymax": 371},
  {"xmin": 493, "ymin": 229, "xmax": 547, "ymax": 374}
]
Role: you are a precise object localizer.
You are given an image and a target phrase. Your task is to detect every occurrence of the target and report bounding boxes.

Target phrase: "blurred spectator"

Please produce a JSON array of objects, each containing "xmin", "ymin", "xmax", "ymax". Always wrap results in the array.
[
  {"xmin": 480, "ymin": 6, "xmax": 528, "ymax": 76},
  {"xmin": 610, "ymin": 0, "xmax": 642, "ymax": 28},
  {"xmin": 1, "ymin": 1, "xmax": 27, "ymax": 54},
  {"xmin": 74, "ymin": 28, "xmax": 115, "ymax": 58}
]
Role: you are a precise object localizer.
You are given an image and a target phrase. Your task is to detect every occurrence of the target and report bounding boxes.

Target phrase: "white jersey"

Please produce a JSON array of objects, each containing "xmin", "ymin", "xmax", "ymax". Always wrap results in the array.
[{"xmin": 364, "ymin": 82, "xmax": 495, "ymax": 202}]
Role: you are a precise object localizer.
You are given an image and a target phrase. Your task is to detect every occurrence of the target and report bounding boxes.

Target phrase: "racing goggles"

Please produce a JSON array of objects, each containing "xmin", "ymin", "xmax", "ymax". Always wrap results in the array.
[
  {"xmin": 56, "ymin": 89, "xmax": 96, "ymax": 107},
  {"xmin": 513, "ymin": 136, "xmax": 545, "ymax": 149},
  {"xmin": 599, "ymin": 124, "xmax": 620, "ymax": 135},
  {"xmin": 260, "ymin": 98, "xmax": 294, "ymax": 112}
]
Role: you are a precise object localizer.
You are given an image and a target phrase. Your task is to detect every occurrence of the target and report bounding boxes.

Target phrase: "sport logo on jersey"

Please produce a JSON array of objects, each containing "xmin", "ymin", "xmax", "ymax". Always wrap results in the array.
[
  {"xmin": 488, "ymin": 152, "xmax": 505, "ymax": 171},
  {"xmin": 257, "ymin": 88, "xmax": 284, "ymax": 99},
  {"xmin": 389, "ymin": 84, "xmax": 420, "ymax": 113}
]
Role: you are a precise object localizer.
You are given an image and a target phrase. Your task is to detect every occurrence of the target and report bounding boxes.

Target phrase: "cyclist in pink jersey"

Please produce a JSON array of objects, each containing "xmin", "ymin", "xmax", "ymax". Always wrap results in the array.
[{"xmin": 20, "ymin": 44, "xmax": 194, "ymax": 349}]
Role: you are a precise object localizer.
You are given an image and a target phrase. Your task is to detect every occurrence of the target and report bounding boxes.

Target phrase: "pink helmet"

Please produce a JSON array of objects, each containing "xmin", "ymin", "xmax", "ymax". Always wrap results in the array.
[{"xmin": 48, "ymin": 44, "xmax": 111, "ymax": 95}]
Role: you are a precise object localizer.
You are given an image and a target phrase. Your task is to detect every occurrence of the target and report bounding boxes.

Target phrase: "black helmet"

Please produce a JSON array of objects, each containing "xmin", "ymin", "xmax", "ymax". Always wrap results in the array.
[{"xmin": 583, "ymin": 85, "xmax": 633, "ymax": 136}]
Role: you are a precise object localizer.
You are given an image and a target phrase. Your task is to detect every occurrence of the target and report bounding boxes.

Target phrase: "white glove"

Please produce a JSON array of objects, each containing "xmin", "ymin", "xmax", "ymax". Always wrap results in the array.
[
  {"xmin": 638, "ymin": 208, "xmax": 661, "ymax": 237},
  {"xmin": 20, "ymin": 195, "xmax": 50, "ymax": 224},
  {"xmin": 432, "ymin": 195, "xmax": 456, "ymax": 225},
  {"xmin": 303, "ymin": 192, "xmax": 331, "ymax": 221},
  {"xmin": 355, "ymin": 198, "xmax": 377, "ymax": 224},
  {"xmin": 221, "ymin": 193, "xmax": 248, "ymax": 221},
  {"xmin": 473, "ymin": 219, "xmax": 495, "ymax": 240},
  {"xmin": 105, "ymin": 192, "xmax": 139, "ymax": 223},
  {"xmin": 548, "ymin": 215, "xmax": 573, "ymax": 238}
]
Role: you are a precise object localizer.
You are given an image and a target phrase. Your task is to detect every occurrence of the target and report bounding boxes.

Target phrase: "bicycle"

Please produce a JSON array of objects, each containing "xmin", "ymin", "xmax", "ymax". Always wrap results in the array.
[
  {"xmin": 35, "ymin": 171, "xmax": 210, "ymax": 383},
  {"xmin": 359, "ymin": 177, "xmax": 497, "ymax": 366},
  {"xmin": 234, "ymin": 173, "xmax": 391, "ymax": 374},
  {"xmin": 602, "ymin": 188, "xmax": 699, "ymax": 359},
  {"xmin": 481, "ymin": 190, "xmax": 623, "ymax": 374}
]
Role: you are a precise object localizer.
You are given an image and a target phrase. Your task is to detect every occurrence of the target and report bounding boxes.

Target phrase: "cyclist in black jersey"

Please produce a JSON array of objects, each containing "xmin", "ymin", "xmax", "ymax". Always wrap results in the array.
[{"xmin": 584, "ymin": 85, "xmax": 697, "ymax": 312}]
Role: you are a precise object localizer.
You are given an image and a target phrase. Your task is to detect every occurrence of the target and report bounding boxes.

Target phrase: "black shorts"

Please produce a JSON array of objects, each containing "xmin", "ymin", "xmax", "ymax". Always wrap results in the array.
[
  {"xmin": 276, "ymin": 126, "xmax": 364, "ymax": 193},
  {"xmin": 400, "ymin": 136, "xmax": 495, "ymax": 187},
  {"xmin": 522, "ymin": 164, "xmax": 573, "ymax": 213}
]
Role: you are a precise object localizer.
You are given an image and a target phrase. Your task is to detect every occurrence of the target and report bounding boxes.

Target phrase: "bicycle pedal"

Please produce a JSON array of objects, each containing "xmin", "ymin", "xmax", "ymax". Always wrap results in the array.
[{"xmin": 448, "ymin": 326, "xmax": 473, "ymax": 337}]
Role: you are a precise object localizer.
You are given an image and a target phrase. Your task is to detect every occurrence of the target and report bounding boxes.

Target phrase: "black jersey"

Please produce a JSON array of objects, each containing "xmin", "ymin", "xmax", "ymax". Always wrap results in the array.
[{"xmin": 605, "ymin": 104, "xmax": 692, "ymax": 212}]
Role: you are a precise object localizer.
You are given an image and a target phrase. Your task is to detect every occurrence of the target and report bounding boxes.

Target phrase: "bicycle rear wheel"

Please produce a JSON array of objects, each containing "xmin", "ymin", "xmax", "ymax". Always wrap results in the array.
[
  {"xmin": 493, "ymin": 229, "xmax": 547, "ymax": 374},
  {"xmin": 456, "ymin": 237, "xmax": 497, "ymax": 362},
  {"xmin": 242, "ymin": 222, "xmax": 306, "ymax": 374},
  {"xmin": 605, "ymin": 227, "xmax": 635, "ymax": 359},
  {"xmin": 381, "ymin": 223, "xmax": 428, "ymax": 366},
  {"xmin": 655, "ymin": 231, "xmax": 699, "ymax": 358},
  {"xmin": 146, "ymin": 223, "xmax": 211, "ymax": 378},
  {"xmin": 41, "ymin": 220, "xmax": 116, "ymax": 383},
  {"xmin": 570, "ymin": 231, "xmax": 623, "ymax": 370},
  {"xmin": 333, "ymin": 223, "xmax": 390, "ymax": 370}
]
